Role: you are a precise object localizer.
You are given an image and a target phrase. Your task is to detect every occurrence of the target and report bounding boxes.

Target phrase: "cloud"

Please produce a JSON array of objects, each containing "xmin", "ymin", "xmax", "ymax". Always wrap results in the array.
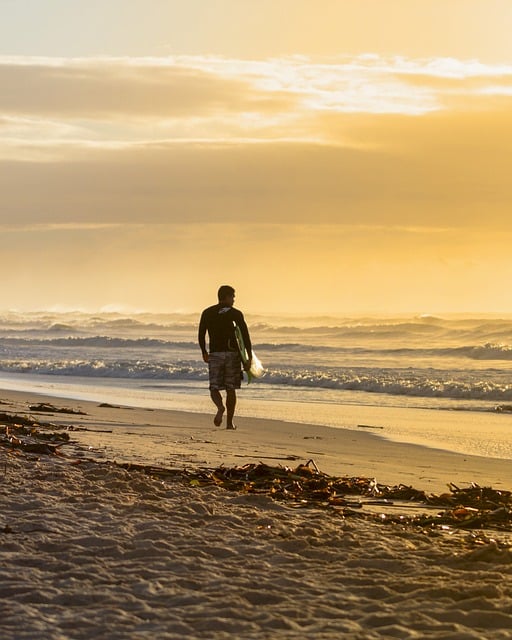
[
  {"xmin": 0, "ymin": 223, "xmax": 126, "ymax": 233},
  {"xmin": 1, "ymin": 54, "xmax": 512, "ymax": 232},
  {"xmin": 1, "ymin": 100, "xmax": 512, "ymax": 230},
  {"xmin": 2, "ymin": 54, "xmax": 512, "ymax": 132},
  {"xmin": 0, "ymin": 56, "xmax": 296, "ymax": 119},
  {"xmin": 1, "ymin": 54, "xmax": 512, "ymax": 162}
]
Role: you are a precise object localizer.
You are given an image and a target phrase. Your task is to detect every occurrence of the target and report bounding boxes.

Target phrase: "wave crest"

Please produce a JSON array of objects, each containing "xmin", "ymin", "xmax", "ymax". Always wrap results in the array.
[{"xmin": 1, "ymin": 359, "xmax": 512, "ymax": 402}]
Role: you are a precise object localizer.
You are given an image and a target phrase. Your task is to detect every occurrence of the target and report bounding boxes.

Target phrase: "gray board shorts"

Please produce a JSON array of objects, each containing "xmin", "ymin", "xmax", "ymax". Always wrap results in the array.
[{"xmin": 208, "ymin": 351, "xmax": 242, "ymax": 391}]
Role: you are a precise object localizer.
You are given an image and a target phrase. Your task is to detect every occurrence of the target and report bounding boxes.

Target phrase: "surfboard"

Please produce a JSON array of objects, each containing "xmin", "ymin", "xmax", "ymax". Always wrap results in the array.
[{"xmin": 233, "ymin": 323, "xmax": 264, "ymax": 383}]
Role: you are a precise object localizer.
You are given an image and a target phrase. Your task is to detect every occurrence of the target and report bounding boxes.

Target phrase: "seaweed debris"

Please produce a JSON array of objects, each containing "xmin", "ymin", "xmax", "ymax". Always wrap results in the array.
[
  {"xmin": 0, "ymin": 412, "xmax": 110, "ymax": 456},
  {"xmin": 0, "ymin": 418, "xmax": 70, "ymax": 455},
  {"xmin": 28, "ymin": 403, "xmax": 87, "ymax": 415},
  {"xmin": 112, "ymin": 459, "xmax": 512, "ymax": 537},
  {"xmin": 2, "ymin": 410, "xmax": 511, "ymax": 540}
]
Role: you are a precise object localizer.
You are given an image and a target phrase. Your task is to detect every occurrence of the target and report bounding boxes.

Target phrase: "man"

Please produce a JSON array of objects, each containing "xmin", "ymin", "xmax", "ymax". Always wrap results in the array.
[{"xmin": 198, "ymin": 285, "xmax": 252, "ymax": 430}]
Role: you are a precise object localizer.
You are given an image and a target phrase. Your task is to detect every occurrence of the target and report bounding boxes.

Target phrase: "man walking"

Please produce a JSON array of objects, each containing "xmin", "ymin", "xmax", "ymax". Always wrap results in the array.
[{"xmin": 198, "ymin": 285, "xmax": 252, "ymax": 430}]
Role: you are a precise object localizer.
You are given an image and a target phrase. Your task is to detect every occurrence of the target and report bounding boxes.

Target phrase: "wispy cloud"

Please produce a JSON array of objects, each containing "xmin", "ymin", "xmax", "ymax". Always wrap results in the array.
[
  {"xmin": 1, "ymin": 54, "xmax": 512, "ymax": 231},
  {"xmin": 0, "ymin": 223, "xmax": 127, "ymax": 233},
  {"xmin": 1, "ymin": 53, "xmax": 512, "ymax": 152}
]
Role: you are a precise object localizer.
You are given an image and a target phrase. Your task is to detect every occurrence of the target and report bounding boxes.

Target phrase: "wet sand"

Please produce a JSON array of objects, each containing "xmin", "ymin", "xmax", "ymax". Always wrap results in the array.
[{"xmin": 1, "ymin": 387, "xmax": 511, "ymax": 493}]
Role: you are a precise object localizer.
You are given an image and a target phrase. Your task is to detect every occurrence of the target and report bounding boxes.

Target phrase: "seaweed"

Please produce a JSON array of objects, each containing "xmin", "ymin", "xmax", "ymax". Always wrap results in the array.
[
  {"xmin": 0, "ymin": 410, "xmax": 106, "ymax": 456},
  {"xmin": 1, "ymin": 408, "xmax": 511, "ymax": 541},
  {"xmin": 110, "ymin": 458, "xmax": 512, "ymax": 536},
  {"xmin": 28, "ymin": 403, "xmax": 87, "ymax": 415}
]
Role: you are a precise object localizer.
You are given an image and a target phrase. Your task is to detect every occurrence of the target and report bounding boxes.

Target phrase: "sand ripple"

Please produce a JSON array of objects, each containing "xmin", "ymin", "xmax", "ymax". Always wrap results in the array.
[{"xmin": 2, "ymin": 453, "xmax": 512, "ymax": 639}]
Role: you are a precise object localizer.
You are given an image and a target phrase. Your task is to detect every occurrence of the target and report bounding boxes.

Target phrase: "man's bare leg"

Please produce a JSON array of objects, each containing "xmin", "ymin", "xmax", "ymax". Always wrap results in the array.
[
  {"xmin": 210, "ymin": 389, "xmax": 225, "ymax": 426},
  {"xmin": 226, "ymin": 389, "xmax": 237, "ymax": 429}
]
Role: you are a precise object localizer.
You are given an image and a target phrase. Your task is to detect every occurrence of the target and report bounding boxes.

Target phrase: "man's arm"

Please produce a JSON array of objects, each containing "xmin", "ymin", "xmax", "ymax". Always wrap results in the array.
[{"xmin": 198, "ymin": 311, "xmax": 209, "ymax": 362}]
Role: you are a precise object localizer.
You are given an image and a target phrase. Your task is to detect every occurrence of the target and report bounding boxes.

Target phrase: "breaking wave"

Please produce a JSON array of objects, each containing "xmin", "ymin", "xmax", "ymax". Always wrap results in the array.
[
  {"xmin": 260, "ymin": 343, "xmax": 512, "ymax": 361},
  {"xmin": 2, "ymin": 312, "xmax": 512, "ymax": 410},
  {"xmin": 1, "ymin": 358, "xmax": 512, "ymax": 402},
  {"xmin": 0, "ymin": 359, "xmax": 208, "ymax": 381},
  {"xmin": 264, "ymin": 368, "xmax": 512, "ymax": 401},
  {"xmin": 0, "ymin": 336, "xmax": 196, "ymax": 349},
  {"xmin": 1, "ymin": 336, "xmax": 512, "ymax": 362}
]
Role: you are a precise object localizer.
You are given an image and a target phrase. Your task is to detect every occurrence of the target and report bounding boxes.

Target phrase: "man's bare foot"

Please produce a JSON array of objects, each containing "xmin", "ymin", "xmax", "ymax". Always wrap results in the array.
[
  {"xmin": 226, "ymin": 424, "xmax": 237, "ymax": 430},
  {"xmin": 213, "ymin": 408, "xmax": 225, "ymax": 426}
]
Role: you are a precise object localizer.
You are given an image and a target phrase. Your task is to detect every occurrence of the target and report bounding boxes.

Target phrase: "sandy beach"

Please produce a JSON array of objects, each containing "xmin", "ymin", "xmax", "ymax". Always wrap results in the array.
[
  {"xmin": 4, "ymin": 0, "xmax": 512, "ymax": 637},
  {"xmin": 2, "ymin": 386, "xmax": 512, "ymax": 639}
]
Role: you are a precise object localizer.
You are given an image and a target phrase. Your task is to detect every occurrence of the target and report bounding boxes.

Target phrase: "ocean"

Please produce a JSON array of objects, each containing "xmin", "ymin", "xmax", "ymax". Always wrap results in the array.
[{"xmin": 1, "ymin": 310, "xmax": 512, "ymax": 460}]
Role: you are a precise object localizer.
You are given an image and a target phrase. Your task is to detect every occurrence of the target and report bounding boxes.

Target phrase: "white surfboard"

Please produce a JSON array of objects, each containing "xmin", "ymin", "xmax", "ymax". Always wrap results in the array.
[{"xmin": 233, "ymin": 323, "xmax": 264, "ymax": 383}]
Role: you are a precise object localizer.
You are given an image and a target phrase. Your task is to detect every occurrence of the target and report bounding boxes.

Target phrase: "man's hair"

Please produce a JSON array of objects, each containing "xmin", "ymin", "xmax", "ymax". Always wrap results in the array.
[{"xmin": 217, "ymin": 285, "xmax": 235, "ymax": 301}]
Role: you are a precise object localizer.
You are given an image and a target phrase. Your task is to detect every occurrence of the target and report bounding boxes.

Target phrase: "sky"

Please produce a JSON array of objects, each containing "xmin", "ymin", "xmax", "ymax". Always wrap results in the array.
[{"xmin": 1, "ymin": 0, "xmax": 512, "ymax": 315}]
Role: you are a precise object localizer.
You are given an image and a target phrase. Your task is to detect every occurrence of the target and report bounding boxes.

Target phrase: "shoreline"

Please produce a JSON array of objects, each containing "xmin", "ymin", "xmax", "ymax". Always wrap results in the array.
[
  {"xmin": 1, "ymin": 371, "xmax": 512, "ymax": 462},
  {"xmin": 1, "ymin": 385, "xmax": 510, "ymax": 494}
]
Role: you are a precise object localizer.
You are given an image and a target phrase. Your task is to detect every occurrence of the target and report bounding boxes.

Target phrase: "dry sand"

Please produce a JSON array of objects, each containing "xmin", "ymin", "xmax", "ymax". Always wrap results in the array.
[{"xmin": 1, "ymin": 387, "xmax": 512, "ymax": 639}]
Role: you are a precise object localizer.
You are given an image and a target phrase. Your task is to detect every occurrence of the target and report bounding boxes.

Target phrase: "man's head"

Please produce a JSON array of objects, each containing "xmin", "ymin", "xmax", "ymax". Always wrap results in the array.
[{"xmin": 217, "ymin": 285, "xmax": 235, "ymax": 306}]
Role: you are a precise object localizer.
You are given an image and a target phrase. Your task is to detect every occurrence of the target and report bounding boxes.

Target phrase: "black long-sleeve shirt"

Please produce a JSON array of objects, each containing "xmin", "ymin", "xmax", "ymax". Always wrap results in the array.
[{"xmin": 198, "ymin": 304, "xmax": 252, "ymax": 356}]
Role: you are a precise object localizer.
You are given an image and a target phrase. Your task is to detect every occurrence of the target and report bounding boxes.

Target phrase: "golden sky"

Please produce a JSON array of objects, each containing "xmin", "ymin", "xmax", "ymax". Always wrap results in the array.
[{"xmin": 1, "ymin": 1, "xmax": 512, "ymax": 314}]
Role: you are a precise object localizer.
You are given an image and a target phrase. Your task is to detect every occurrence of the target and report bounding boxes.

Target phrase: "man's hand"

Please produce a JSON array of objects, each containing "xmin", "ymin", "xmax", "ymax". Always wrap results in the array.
[
  {"xmin": 202, "ymin": 352, "xmax": 209, "ymax": 363},
  {"xmin": 243, "ymin": 356, "xmax": 252, "ymax": 372}
]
